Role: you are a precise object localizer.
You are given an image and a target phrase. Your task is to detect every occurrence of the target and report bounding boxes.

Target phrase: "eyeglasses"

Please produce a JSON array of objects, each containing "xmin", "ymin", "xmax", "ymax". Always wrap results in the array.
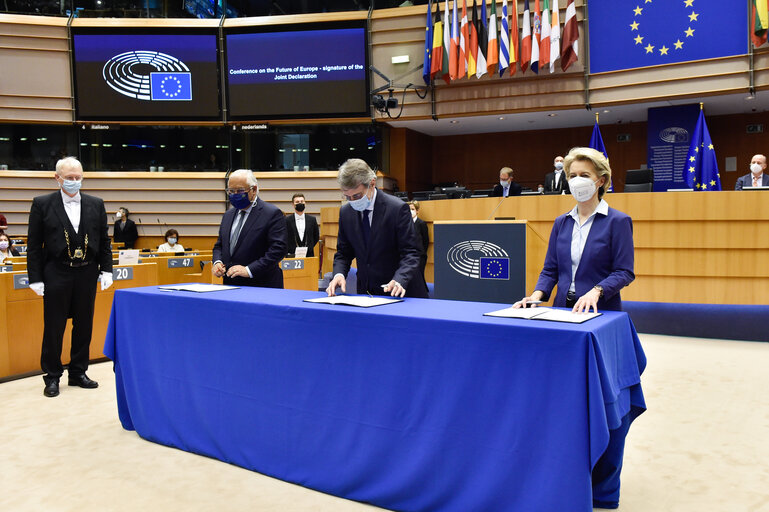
[
  {"xmin": 342, "ymin": 186, "xmax": 369, "ymax": 202},
  {"xmin": 226, "ymin": 187, "xmax": 252, "ymax": 195}
]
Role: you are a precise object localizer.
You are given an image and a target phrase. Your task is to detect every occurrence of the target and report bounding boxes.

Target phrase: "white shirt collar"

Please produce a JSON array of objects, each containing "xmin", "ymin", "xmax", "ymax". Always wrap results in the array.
[
  {"xmin": 61, "ymin": 189, "xmax": 81, "ymax": 204},
  {"xmin": 367, "ymin": 188, "xmax": 377, "ymax": 212},
  {"xmin": 294, "ymin": 212, "xmax": 305, "ymax": 220},
  {"xmin": 568, "ymin": 198, "xmax": 609, "ymax": 221}
]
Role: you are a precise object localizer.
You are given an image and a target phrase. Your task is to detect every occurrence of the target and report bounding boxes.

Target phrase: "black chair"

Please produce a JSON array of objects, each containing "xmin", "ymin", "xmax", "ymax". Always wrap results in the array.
[{"xmin": 624, "ymin": 169, "xmax": 654, "ymax": 193}]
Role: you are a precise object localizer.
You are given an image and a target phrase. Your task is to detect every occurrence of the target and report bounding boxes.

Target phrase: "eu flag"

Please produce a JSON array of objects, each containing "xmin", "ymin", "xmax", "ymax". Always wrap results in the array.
[
  {"xmin": 589, "ymin": 120, "xmax": 607, "ymax": 159},
  {"xmin": 150, "ymin": 72, "xmax": 193, "ymax": 101},
  {"xmin": 423, "ymin": 0, "xmax": 434, "ymax": 85},
  {"xmin": 480, "ymin": 257, "xmax": 509, "ymax": 280},
  {"xmin": 588, "ymin": 0, "xmax": 747, "ymax": 73},
  {"xmin": 684, "ymin": 108, "xmax": 721, "ymax": 191}
]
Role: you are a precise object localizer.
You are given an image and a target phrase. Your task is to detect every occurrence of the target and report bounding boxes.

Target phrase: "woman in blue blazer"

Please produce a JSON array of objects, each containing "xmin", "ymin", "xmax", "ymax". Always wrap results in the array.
[{"xmin": 516, "ymin": 147, "xmax": 635, "ymax": 313}]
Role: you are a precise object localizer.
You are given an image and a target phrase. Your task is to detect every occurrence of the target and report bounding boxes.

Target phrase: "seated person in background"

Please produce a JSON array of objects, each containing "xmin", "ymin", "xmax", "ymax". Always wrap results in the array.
[
  {"xmin": 157, "ymin": 229, "xmax": 184, "ymax": 253},
  {"xmin": 285, "ymin": 193, "xmax": 319, "ymax": 257},
  {"xmin": 491, "ymin": 167, "xmax": 522, "ymax": 197},
  {"xmin": 734, "ymin": 154, "xmax": 768, "ymax": 189},
  {"xmin": 0, "ymin": 233, "xmax": 21, "ymax": 264},
  {"xmin": 113, "ymin": 207, "xmax": 138, "ymax": 248},
  {"xmin": 0, "ymin": 212, "xmax": 7, "ymax": 234},
  {"xmin": 544, "ymin": 155, "xmax": 570, "ymax": 194},
  {"xmin": 408, "ymin": 200, "xmax": 429, "ymax": 281}
]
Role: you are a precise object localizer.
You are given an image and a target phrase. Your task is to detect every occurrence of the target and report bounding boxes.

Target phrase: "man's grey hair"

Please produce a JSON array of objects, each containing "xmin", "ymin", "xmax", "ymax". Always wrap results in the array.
[
  {"xmin": 338, "ymin": 159, "xmax": 376, "ymax": 189},
  {"xmin": 229, "ymin": 169, "xmax": 258, "ymax": 187},
  {"xmin": 55, "ymin": 156, "xmax": 83, "ymax": 175}
]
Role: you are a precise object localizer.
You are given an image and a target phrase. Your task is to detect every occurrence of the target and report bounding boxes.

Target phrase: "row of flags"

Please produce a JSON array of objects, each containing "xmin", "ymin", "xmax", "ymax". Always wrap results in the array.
[
  {"xmin": 422, "ymin": 0, "xmax": 579, "ymax": 85},
  {"xmin": 753, "ymin": 0, "xmax": 769, "ymax": 47}
]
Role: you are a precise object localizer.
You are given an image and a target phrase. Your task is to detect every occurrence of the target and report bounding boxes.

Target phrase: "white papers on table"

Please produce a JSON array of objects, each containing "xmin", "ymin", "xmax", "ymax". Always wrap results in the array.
[
  {"xmin": 158, "ymin": 284, "xmax": 239, "ymax": 293},
  {"xmin": 484, "ymin": 306, "xmax": 601, "ymax": 323},
  {"xmin": 304, "ymin": 295, "xmax": 403, "ymax": 308}
]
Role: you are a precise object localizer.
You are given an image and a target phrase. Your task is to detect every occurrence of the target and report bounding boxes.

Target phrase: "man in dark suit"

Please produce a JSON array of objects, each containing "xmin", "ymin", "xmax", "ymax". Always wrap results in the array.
[
  {"xmin": 285, "ymin": 193, "xmax": 319, "ymax": 257},
  {"xmin": 491, "ymin": 167, "xmax": 523, "ymax": 197},
  {"xmin": 544, "ymin": 155, "xmax": 570, "ymax": 194},
  {"xmin": 212, "ymin": 169, "xmax": 287, "ymax": 288},
  {"xmin": 26, "ymin": 157, "xmax": 113, "ymax": 398},
  {"xmin": 112, "ymin": 206, "xmax": 138, "ymax": 248},
  {"xmin": 327, "ymin": 159, "xmax": 427, "ymax": 298},
  {"xmin": 735, "ymin": 154, "xmax": 769, "ymax": 189}
]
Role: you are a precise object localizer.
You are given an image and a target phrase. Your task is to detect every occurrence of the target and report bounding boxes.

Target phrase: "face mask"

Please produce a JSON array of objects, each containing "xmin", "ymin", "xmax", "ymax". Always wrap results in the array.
[
  {"xmin": 569, "ymin": 176, "xmax": 599, "ymax": 202},
  {"xmin": 116, "ymin": 211, "xmax": 122, "ymax": 219},
  {"xmin": 500, "ymin": 180, "xmax": 509, "ymax": 187},
  {"xmin": 348, "ymin": 186, "xmax": 372, "ymax": 212},
  {"xmin": 554, "ymin": 162, "xmax": 564, "ymax": 170},
  {"xmin": 167, "ymin": 237, "xmax": 177, "ymax": 245},
  {"xmin": 294, "ymin": 203, "xmax": 306, "ymax": 212},
  {"xmin": 750, "ymin": 163, "xmax": 763, "ymax": 174},
  {"xmin": 0, "ymin": 241, "xmax": 8, "ymax": 251},
  {"xmin": 61, "ymin": 178, "xmax": 82, "ymax": 195},
  {"xmin": 229, "ymin": 190, "xmax": 253, "ymax": 210}
]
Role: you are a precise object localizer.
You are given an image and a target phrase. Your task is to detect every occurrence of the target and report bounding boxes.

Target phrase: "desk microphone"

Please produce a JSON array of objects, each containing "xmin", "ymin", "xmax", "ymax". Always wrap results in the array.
[
  {"xmin": 157, "ymin": 218, "xmax": 168, "ymax": 237},
  {"xmin": 486, "ymin": 195, "xmax": 507, "ymax": 221},
  {"xmin": 136, "ymin": 217, "xmax": 146, "ymax": 236}
]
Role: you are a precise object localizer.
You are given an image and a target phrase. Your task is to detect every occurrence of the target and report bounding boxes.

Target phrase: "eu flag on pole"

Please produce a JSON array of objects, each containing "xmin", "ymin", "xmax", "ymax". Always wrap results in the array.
[
  {"xmin": 588, "ymin": 0, "xmax": 747, "ymax": 73},
  {"xmin": 150, "ymin": 73, "xmax": 192, "ymax": 101},
  {"xmin": 684, "ymin": 108, "xmax": 721, "ymax": 191},
  {"xmin": 589, "ymin": 119, "xmax": 607, "ymax": 159},
  {"xmin": 480, "ymin": 257, "xmax": 510, "ymax": 280},
  {"xmin": 423, "ymin": 0, "xmax": 434, "ymax": 85}
]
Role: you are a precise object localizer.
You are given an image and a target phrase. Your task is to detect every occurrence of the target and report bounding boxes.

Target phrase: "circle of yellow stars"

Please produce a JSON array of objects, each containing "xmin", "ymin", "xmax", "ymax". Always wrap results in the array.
[
  {"xmin": 688, "ymin": 142, "xmax": 721, "ymax": 190},
  {"xmin": 629, "ymin": 0, "xmax": 699, "ymax": 57},
  {"xmin": 485, "ymin": 260, "xmax": 505, "ymax": 278}
]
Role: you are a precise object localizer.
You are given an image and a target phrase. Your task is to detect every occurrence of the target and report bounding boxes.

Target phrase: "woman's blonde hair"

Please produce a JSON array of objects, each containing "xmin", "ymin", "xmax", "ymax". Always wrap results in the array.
[{"xmin": 563, "ymin": 147, "xmax": 612, "ymax": 198}]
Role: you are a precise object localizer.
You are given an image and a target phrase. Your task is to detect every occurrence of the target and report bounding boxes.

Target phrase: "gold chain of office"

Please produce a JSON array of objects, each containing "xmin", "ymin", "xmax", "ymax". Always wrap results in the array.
[{"xmin": 64, "ymin": 229, "xmax": 88, "ymax": 261}]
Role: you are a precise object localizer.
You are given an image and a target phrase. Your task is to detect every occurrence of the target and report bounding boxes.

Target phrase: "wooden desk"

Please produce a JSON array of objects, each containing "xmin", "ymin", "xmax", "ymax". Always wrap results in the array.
[
  {"xmin": 282, "ymin": 257, "xmax": 320, "ymax": 291},
  {"xmin": 0, "ymin": 263, "xmax": 158, "ymax": 380}
]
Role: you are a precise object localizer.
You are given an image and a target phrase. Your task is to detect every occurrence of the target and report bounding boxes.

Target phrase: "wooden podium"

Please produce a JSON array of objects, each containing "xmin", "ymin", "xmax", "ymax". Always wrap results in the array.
[
  {"xmin": 281, "ymin": 257, "xmax": 320, "ymax": 291},
  {"xmin": 433, "ymin": 220, "xmax": 548, "ymax": 304}
]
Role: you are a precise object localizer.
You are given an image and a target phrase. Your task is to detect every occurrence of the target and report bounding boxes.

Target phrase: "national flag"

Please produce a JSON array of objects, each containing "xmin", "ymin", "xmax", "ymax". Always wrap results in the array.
[
  {"xmin": 684, "ymin": 107, "xmax": 721, "ymax": 191},
  {"xmin": 423, "ymin": 0, "xmax": 434, "ymax": 85},
  {"xmin": 589, "ymin": 118, "xmax": 607, "ymax": 159},
  {"xmin": 487, "ymin": 0, "xmax": 499, "ymax": 74},
  {"xmin": 480, "ymin": 257, "xmax": 510, "ymax": 280},
  {"xmin": 531, "ymin": 0, "xmax": 541, "ymax": 74},
  {"xmin": 468, "ymin": 0, "xmax": 479, "ymax": 78},
  {"xmin": 449, "ymin": 0, "xmax": 459, "ymax": 80},
  {"xmin": 430, "ymin": 4, "xmax": 445, "ymax": 82},
  {"xmin": 476, "ymin": 0, "xmax": 488, "ymax": 78},
  {"xmin": 752, "ymin": 0, "xmax": 769, "ymax": 47},
  {"xmin": 509, "ymin": 0, "xmax": 520, "ymax": 75},
  {"xmin": 561, "ymin": 0, "xmax": 578, "ymax": 71},
  {"xmin": 521, "ymin": 0, "xmax": 532, "ymax": 72},
  {"xmin": 499, "ymin": 0, "xmax": 510, "ymax": 76},
  {"xmin": 540, "ymin": 0, "xmax": 551, "ymax": 72},
  {"xmin": 459, "ymin": 0, "xmax": 469, "ymax": 78},
  {"xmin": 441, "ymin": 0, "xmax": 452, "ymax": 83},
  {"xmin": 549, "ymin": 0, "xmax": 560, "ymax": 73}
]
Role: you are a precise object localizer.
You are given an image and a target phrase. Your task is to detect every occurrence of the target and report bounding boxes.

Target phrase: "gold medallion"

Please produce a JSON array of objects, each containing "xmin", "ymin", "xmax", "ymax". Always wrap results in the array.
[{"xmin": 74, "ymin": 248, "xmax": 84, "ymax": 259}]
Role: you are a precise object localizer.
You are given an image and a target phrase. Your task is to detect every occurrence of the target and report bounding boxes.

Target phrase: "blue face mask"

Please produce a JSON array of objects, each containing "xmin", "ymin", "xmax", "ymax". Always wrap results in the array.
[
  {"xmin": 229, "ymin": 191, "xmax": 253, "ymax": 210},
  {"xmin": 61, "ymin": 178, "xmax": 82, "ymax": 195},
  {"xmin": 167, "ymin": 237, "xmax": 177, "ymax": 245},
  {"xmin": 348, "ymin": 186, "xmax": 372, "ymax": 212}
]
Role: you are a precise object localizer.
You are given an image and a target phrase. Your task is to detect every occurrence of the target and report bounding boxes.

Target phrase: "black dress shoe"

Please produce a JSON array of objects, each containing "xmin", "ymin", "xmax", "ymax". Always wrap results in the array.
[
  {"xmin": 68, "ymin": 374, "xmax": 99, "ymax": 389},
  {"xmin": 44, "ymin": 380, "xmax": 60, "ymax": 397}
]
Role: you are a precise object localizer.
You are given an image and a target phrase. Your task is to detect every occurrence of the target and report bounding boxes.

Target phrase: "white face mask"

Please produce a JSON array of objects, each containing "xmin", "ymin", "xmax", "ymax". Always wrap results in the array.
[
  {"xmin": 750, "ymin": 163, "xmax": 763, "ymax": 175},
  {"xmin": 554, "ymin": 162, "xmax": 564, "ymax": 170},
  {"xmin": 500, "ymin": 180, "xmax": 509, "ymax": 187},
  {"xmin": 569, "ymin": 176, "xmax": 600, "ymax": 203},
  {"xmin": 116, "ymin": 211, "xmax": 122, "ymax": 219},
  {"xmin": 348, "ymin": 186, "xmax": 372, "ymax": 212}
]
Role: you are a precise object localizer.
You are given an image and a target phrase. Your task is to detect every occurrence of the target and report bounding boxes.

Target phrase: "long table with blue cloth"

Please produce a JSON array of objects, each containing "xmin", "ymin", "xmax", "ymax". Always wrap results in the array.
[{"xmin": 104, "ymin": 285, "xmax": 646, "ymax": 511}]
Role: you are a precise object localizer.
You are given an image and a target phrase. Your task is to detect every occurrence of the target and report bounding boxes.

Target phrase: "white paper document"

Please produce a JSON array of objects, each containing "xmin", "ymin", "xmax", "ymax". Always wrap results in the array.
[
  {"xmin": 484, "ymin": 306, "xmax": 601, "ymax": 323},
  {"xmin": 158, "ymin": 284, "xmax": 239, "ymax": 293},
  {"xmin": 304, "ymin": 295, "xmax": 403, "ymax": 308},
  {"xmin": 118, "ymin": 249, "xmax": 140, "ymax": 266},
  {"xmin": 484, "ymin": 306, "xmax": 554, "ymax": 319}
]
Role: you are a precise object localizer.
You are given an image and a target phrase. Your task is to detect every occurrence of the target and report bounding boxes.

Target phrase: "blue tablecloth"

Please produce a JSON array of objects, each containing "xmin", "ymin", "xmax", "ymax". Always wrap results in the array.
[{"xmin": 104, "ymin": 286, "xmax": 646, "ymax": 512}]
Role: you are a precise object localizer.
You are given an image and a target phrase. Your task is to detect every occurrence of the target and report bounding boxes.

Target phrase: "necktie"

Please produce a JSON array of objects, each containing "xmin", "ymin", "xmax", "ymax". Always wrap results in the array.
[
  {"xmin": 360, "ymin": 210, "xmax": 371, "ymax": 246},
  {"xmin": 504, "ymin": 186, "xmax": 509, "ymax": 197},
  {"xmin": 753, "ymin": 176, "xmax": 759, "ymax": 187},
  {"xmin": 230, "ymin": 210, "xmax": 246, "ymax": 254}
]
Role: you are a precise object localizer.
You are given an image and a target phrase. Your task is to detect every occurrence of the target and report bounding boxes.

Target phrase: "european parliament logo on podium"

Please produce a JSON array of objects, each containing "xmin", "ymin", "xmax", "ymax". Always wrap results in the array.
[{"xmin": 480, "ymin": 257, "xmax": 509, "ymax": 280}]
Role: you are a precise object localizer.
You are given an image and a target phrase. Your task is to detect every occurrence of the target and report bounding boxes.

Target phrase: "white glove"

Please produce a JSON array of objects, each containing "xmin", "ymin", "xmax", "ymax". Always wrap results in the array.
[
  {"xmin": 100, "ymin": 272, "xmax": 113, "ymax": 291},
  {"xmin": 29, "ymin": 282, "xmax": 45, "ymax": 296}
]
